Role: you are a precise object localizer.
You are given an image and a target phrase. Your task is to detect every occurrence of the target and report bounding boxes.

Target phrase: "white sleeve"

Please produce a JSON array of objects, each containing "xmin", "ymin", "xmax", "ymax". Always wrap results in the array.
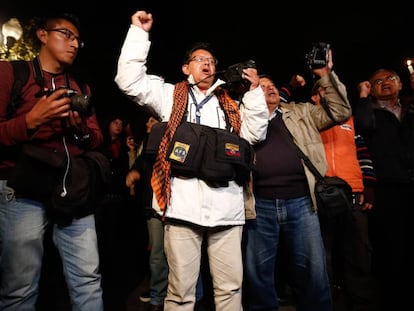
[
  {"xmin": 239, "ymin": 86, "xmax": 269, "ymax": 144},
  {"xmin": 115, "ymin": 25, "xmax": 174, "ymax": 119}
]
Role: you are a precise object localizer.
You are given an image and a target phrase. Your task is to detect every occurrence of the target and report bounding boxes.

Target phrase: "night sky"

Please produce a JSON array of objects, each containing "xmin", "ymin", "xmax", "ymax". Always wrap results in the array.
[{"xmin": 1, "ymin": 0, "xmax": 412, "ymax": 135}]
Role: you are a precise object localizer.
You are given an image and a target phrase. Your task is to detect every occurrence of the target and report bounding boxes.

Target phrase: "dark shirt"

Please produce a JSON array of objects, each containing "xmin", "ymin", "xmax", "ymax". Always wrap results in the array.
[{"xmin": 253, "ymin": 112, "xmax": 309, "ymax": 199}]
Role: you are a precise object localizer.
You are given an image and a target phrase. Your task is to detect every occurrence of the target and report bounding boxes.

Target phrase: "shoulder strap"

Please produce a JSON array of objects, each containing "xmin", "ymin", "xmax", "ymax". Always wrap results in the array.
[
  {"xmin": 319, "ymin": 97, "xmax": 341, "ymax": 125},
  {"xmin": 279, "ymin": 124, "xmax": 324, "ymax": 180},
  {"xmin": 8, "ymin": 57, "xmax": 45, "ymax": 118},
  {"xmin": 8, "ymin": 60, "xmax": 30, "ymax": 118}
]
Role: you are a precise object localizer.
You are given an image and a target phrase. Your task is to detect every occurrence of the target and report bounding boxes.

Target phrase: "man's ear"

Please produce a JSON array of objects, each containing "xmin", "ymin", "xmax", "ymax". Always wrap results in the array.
[
  {"xmin": 311, "ymin": 94, "xmax": 318, "ymax": 104},
  {"xmin": 182, "ymin": 63, "xmax": 190, "ymax": 75},
  {"xmin": 398, "ymin": 80, "xmax": 403, "ymax": 92},
  {"xmin": 36, "ymin": 29, "xmax": 48, "ymax": 45}
]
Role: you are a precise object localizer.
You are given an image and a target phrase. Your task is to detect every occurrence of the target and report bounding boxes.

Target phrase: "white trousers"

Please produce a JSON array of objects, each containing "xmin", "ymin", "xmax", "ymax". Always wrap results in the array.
[{"xmin": 164, "ymin": 223, "xmax": 243, "ymax": 311}]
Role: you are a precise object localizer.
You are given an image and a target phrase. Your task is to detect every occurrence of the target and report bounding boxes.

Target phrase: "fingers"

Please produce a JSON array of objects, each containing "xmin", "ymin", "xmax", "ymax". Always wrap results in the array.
[
  {"xmin": 242, "ymin": 68, "xmax": 259, "ymax": 82},
  {"xmin": 361, "ymin": 202, "xmax": 373, "ymax": 211},
  {"xmin": 132, "ymin": 11, "xmax": 153, "ymax": 27},
  {"xmin": 126, "ymin": 170, "xmax": 141, "ymax": 187}
]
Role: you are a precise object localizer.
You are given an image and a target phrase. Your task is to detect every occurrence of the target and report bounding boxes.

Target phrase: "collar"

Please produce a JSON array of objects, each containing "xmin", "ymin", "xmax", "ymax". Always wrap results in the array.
[
  {"xmin": 269, "ymin": 106, "xmax": 283, "ymax": 120},
  {"xmin": 374, "ymin": 98, "xmax": 402, "ymax": 119}
]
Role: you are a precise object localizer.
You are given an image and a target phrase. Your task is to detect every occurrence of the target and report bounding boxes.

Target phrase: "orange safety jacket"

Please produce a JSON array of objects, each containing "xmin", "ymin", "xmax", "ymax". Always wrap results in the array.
[{"xmin": 319, "ymin": 116, "xmax": 364, "ymax": 192}]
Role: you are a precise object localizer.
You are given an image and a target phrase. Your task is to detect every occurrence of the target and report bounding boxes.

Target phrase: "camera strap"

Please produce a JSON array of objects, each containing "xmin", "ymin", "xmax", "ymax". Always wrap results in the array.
[
  {"xmin": 31, "ymin": 57, "xmax": 45, "ymax": 88},
  {"xmin": 32, "ymin": 57, "xmax": 70, "ymax": 97},
  {"xmin": 189, "ymin": 88, "xmax": 214, "ymax": 124},
  {"xmin": 31, "ymin": 56, "xmax": 87, "ymax": 97}
]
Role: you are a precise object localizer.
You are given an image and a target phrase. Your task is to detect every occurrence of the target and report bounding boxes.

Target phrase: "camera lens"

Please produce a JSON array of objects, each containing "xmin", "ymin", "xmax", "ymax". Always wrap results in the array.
[{"xmin": 70, "ymin": 94, "xmax": 93, "ymax": 116}]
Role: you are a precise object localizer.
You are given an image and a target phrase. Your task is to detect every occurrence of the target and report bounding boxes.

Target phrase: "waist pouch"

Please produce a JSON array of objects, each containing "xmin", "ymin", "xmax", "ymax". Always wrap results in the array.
[
  {"xmin": 144, "ymin": 122, "xmax": 253, "ymax": 184},
  {"xmin": 7, "ymin": 144, "xmax": 65, "ymax": 201},
  {"xmin": 7, "ymin": 144, "xmax": 111, "ymax": 221}
]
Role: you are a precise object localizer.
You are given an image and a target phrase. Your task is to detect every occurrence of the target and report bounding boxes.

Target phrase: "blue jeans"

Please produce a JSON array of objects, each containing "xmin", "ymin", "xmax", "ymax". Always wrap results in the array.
[
  {"xmin": 0, "ymin": 180, "xmax": 103, "ymax": 310},
  {"xmin": 147, "ymin": 216, "xmax": 203, "ymax": 306},
  {"xmin": 243, "ymin": 195, "xmax": 332, "ymax": 311}
]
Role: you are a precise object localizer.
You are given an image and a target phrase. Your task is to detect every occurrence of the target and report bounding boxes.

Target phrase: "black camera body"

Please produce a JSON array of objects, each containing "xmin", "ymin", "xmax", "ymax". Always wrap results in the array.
[
  {"xmin": 305, "ymin": 42, "xmax": 330, "ymax": 70},
  {"xmin": 42, "ymin": 87, "xmax": 93, "ymax": 116},
  {"xmin": 224, "ymin": 60, "xmax": 257, "ymax": 84}
]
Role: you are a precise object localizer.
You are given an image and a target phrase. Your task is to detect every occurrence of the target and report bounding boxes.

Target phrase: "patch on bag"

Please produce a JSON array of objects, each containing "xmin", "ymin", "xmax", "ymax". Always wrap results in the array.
[
  {"xmin": 169, "ymin": 141, "xmax": 190, "ymax": 163},
  {"xmin": 224, "ymin": 143, "xmax": 241, "ymax": 158}
]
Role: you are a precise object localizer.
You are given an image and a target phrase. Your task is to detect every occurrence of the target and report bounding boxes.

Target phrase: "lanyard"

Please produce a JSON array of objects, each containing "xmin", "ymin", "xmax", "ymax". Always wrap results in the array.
[{"xmin": 189, "ymin": 88, "xmax": 213, "ymax": 124}]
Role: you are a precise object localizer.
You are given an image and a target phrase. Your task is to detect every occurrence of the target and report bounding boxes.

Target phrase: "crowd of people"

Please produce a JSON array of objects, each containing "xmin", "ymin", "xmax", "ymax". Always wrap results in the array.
[{"xmin": 0, "ymin": 8, "xmax": 413, "ymax": 311}]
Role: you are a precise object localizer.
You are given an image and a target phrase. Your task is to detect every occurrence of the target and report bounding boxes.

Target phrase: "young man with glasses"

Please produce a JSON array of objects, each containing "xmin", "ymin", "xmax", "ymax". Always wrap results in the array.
[
  {"xmin": 0, "ymin": 11, "xmax": 104, "ymax": 310},
  {"xmin": 115, "ymin": 10, "xmax": 268, "ymax": 311}
]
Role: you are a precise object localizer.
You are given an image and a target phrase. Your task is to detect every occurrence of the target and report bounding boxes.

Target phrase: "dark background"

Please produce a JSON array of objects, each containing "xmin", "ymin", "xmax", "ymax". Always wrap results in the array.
[{"xmin": 1, "ymin": 0, "xmax": 412, "ymax": 135}]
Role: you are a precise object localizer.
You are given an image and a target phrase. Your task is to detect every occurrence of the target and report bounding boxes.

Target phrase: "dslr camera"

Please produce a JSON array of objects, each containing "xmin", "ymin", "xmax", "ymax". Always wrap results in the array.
[
  {"xmin": 305, "ymin": 42, "xmax": 330, "ymax": 70},
  {"xmin": 40, "ymin": 87, "xmax": 93, "ymax": 116},
  {"xmin": 224, "ymin": 59, "xmax": 257, "ymax": 84}
]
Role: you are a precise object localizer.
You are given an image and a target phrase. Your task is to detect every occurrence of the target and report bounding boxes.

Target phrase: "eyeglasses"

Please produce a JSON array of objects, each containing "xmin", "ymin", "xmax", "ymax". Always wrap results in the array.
[
  {"xmin": 45, "ymin": 28, "xmax": 84, "ymax": 48},
  {"xmin": 189, "ymin": 56, "xmax": 217, "ymax": 65},
  {"xmin": 372, "ymin": 75, "xmax": 398, "ymax": 86}
]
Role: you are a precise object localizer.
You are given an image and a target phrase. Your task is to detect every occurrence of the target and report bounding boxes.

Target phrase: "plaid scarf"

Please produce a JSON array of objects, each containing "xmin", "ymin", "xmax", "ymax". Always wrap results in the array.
[{"xmin": 151, "ymin": 81, "xmax": 241, "ymax": 211}]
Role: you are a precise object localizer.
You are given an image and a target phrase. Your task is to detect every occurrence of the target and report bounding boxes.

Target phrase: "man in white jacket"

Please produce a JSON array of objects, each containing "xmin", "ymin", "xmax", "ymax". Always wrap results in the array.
[{"xmin": 115, "ymin": 10, "xmax": 268, "ymax": 311}]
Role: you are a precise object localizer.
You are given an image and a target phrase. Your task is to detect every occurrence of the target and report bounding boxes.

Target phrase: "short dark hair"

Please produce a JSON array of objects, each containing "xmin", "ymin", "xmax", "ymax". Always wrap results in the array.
[
  {"xmin": 183, "ymin": 42, "xmax": 217, "ymax": 64},
  {"xmin": 38, "ymin": 12, "xmax": 81, "ymax": 32},
  {"xmin": 258, "ymin": 74, "xmax": 273, "ymax": 81},
  {"xmin": 30, "ymin": 11, "xmax": 81, "ymax": 49}
]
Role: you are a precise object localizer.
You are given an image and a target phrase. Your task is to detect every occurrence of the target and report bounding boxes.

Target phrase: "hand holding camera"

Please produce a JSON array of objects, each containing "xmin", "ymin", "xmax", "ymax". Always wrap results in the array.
[
  {"xmin": 305, "ymin": 42, "xmax": 333, "ymax": 77},
  {"xmin": 305, "ymin": 42, "xmax": 330, "ymax": 69},
  {"xmin": 38, "ymin": 86, "xmax": 93, "ymax": 116},
  {"xmin": 224, "ymin": 60, "xmax": 258, "ymax": 93},
  {"xmin": 25, "ymin": 88, "xmax": 73, "ymax": 131},
  {"xmin": 224, "ymin": 60, "xmax": 257, "ymax": 83}
]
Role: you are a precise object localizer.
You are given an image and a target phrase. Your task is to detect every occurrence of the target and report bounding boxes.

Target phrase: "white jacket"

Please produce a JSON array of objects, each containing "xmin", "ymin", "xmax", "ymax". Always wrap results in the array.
[{"xmin": 115, "ymin": 25, "xmax": 268, "ymax": 227}]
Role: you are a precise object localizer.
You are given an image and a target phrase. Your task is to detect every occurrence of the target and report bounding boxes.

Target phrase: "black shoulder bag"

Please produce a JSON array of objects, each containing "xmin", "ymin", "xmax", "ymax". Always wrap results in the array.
[{"xmin": 281, "ymin": 126, "xmax": 352, "ymax": 219}]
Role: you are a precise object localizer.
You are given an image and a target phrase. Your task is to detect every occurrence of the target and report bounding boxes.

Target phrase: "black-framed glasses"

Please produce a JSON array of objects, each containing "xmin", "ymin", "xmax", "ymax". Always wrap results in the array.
[
  {"xmin": 372, "ymin": 75, "xmax": 398, "ymax": 86},
  {"xmin": 189, "ymin": 56, "xmax": 218, "ymax": 65},
  {"xmin": 45, "ymin": 28, "xmax": 84, "ymax": 48}
]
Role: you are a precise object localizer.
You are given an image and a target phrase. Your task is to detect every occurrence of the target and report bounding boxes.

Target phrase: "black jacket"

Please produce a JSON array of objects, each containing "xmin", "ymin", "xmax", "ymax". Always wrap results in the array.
[{"xmin": 354, "ymin": 96, "xmax": 414, "ymax": 183}]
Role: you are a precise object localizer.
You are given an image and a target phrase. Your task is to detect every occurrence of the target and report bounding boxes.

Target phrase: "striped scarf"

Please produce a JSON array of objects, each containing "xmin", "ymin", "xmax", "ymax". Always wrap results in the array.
[{"xmin": 151, "ymin": 81, "xmax": 241, "ymax": 211}]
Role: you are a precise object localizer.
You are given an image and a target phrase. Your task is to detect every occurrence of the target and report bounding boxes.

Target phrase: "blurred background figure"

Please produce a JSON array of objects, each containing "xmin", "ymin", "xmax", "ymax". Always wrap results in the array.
[
  {"xmin": 95, "ymin": 115, "xmax": 147, "ymax": 310},
  {"xmin": 312, "ymin": 84, "xmax": 379, "ymax": 311}
]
